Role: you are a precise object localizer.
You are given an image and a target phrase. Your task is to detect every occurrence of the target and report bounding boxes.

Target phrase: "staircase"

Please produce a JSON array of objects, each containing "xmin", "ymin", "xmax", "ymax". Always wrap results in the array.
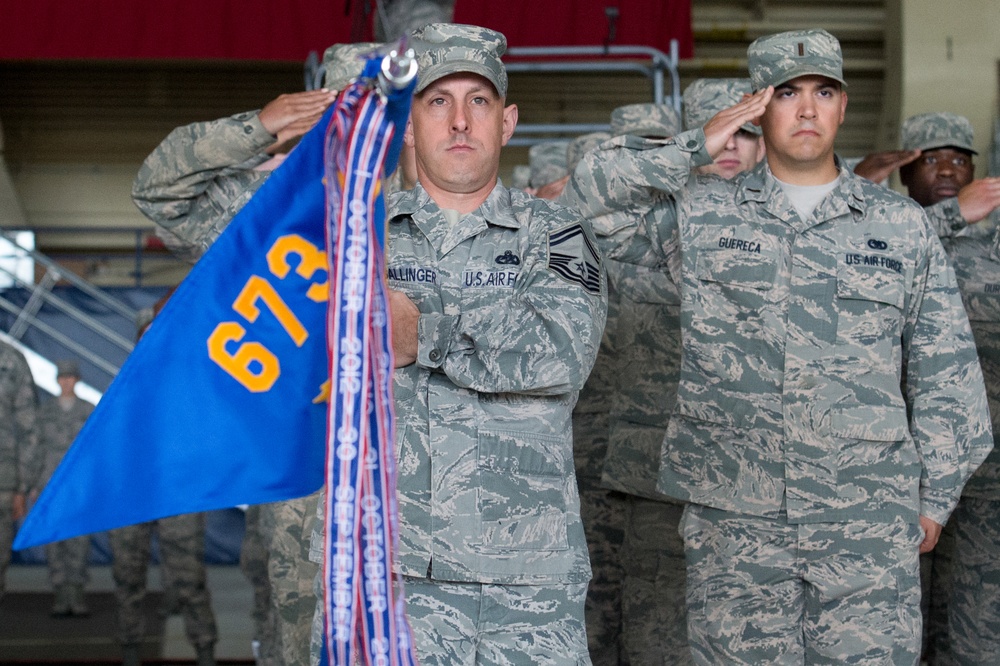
[{"xmin": 0, "ymin": 230, "xmax": 147, "ymax": 399}]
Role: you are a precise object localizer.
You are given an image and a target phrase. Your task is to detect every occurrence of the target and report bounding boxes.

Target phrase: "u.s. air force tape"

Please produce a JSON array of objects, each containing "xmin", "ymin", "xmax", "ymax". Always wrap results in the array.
[{"xmin": 547, "ymin": 223, "xmax": 603, "ymax": 295}]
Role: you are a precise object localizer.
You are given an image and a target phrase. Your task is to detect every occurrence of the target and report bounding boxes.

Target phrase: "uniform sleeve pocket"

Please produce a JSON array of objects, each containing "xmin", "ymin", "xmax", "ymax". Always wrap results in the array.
[{"xmin": 478, "ymin": 430, "xmax": 569, "ymax": 552}]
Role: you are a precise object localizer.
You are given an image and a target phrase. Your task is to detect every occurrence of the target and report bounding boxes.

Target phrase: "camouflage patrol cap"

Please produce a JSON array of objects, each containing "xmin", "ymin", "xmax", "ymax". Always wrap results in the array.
[
  {"xmin": 411, "ymin": 23, "xmax": 507, "ymax": 97},
  {"xmin": 901, "ymin": 112, "xmax": 978, "ymax": 154},
  {"xmin": 747, "ymin": 29, "xmax": 847, "ymax": 91},
  {"xmin": 56, "ymin": 359, "xmax": 80, "ymax": 378},
  {"xmin": 321, "ymin": 42, "xmax": 381, "ymax": 91},
  {"xmin": 610, "ymin": 103, "xmax": 680, "ymax": 138},
  {"xmin": 510, "ymin": 164, "xmax": 531, "ymax": 189},
  {"xmin": 683, "ymin": 78, "xmax": 761, "ymax": 136},
  {"xmin": 529, "ymin": 140, "xmax": 570, "ymax": 188},
  {"xmin": 567, "ymin": 131, "xmax": 611, "ymax": 171}
]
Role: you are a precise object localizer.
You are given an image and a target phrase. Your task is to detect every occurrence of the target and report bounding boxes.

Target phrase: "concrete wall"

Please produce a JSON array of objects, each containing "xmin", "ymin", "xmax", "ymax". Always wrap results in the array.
[{"xmin": 901, "ymin": 0, "xmax": 1000, "ymax": 176}]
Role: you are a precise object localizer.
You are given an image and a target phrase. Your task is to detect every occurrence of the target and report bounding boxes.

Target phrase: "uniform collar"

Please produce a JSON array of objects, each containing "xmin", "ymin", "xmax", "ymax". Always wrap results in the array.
[
  {"xmin": 389, "ymin": 180, "xmax": 521, "ymax": 230},
  {"xmin": 736, "ymin": 156, "xmax": 867, "ymax": 231},
  {"xmin": 388, "ymin": 181, "xmax": 521, "ymax": 256}
]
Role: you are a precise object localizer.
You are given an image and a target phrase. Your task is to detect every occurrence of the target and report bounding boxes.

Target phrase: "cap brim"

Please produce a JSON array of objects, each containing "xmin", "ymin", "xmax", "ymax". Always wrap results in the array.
[
  {"xmin": 908, "ymin": 140, "xmax": 977, "ymax": 155},
  {"xmin": 416, "ymin": 62, "xmax": 504, "ymax": 96},
  {"xmin": 759, "ymin": 65, "xmax": 847, "ymax": 90}
]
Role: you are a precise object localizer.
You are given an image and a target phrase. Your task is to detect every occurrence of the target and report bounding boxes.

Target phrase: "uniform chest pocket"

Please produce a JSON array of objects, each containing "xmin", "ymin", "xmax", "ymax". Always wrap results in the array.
[
  {"xmin": 835, "ymin": 261, "xmax": 905, "ymax": 359},
  {"xmin": 695, "ymin": 245, "xmax": 778, "ymax": 291}
]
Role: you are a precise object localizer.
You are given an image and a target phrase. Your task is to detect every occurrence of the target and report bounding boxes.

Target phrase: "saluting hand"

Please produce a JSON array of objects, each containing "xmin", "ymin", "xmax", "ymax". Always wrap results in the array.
[
  {"xmin": 853, "ymin": 149, "xmax": 922, "ymax": 184},
  {"xmin": 958, "ymin": 176, "xmax": 1000, "ymax": 224},
  {"xmin": 702, "ymin": 86, "xmax": 773, "ymax": 159},
  {"xmin": 258, "ymin": 89, "xmax": 338, "ymax": 154}
]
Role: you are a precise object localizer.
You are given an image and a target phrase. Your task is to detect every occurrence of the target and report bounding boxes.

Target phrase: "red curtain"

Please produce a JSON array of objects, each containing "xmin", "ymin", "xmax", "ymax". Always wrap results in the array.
[
  {"xmin": 455, "ymin": 0, "xmax": 692, "ymax": 58},
  {"xmin": 0, "ymin": 0, "xmax": 362, "ymax": 60},
  {"xmin": 0, "ymin": 0, "xmax": 691, "ymax": 61}
]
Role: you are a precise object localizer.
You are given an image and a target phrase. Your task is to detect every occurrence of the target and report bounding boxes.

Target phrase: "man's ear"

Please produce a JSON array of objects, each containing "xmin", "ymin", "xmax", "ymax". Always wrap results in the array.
[
  {"xmin": 403, "ymin": 119, "xmax": 415, "ymax": 147},
  {"xmin": 501, "ymin": 104, "xmax": 519, "ymax": 146}
]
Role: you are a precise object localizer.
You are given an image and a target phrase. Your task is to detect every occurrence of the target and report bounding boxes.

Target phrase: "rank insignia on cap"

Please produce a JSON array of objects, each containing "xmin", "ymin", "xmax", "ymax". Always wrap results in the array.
[
  {"xmin": 495, "ymin": 250, "xmax": 520, "ymax": 265},
  {"xmin": 547, "ymin": 223, "xmax": 602, "ymax": 295}
]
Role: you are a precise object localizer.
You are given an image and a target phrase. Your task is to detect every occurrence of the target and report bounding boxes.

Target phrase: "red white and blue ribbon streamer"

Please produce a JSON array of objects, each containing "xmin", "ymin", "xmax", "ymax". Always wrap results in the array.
[{"xmin": 321, "ymin": 57, "xmax": 417, "ymax": 666}]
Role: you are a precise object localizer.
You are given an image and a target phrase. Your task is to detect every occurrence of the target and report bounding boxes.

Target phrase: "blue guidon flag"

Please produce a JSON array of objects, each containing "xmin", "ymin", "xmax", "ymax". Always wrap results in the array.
[{"xmin": 15, "ymin": 49, "xmax": 418, "ymax": 666}]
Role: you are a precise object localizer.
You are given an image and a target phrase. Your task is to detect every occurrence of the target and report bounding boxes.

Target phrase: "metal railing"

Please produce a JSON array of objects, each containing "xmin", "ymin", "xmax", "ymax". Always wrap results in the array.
[
  {"xmin": 304, "ymin": 41, "xmax": 681, "ymax": 147},
  {"xmin": 0, "ymin": 230, "xmax": 139, "ymax": 385},
  {"xmin": 504, "ymin": 41, "xmax": 681, "ymax": 146}
]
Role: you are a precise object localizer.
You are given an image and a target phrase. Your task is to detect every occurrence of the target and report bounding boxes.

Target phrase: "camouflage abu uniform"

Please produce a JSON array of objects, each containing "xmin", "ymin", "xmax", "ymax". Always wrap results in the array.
[
  {"xmin": 561, "ymin": 103, "xmax": 683, "ymax": 666},
  {"xmin": 561, "ymin": 128, "xmax": 624, "ymax": 666},
  {"xmin": 0, "ymin": 340, "xmax": 37, "ymax": 603},
  {"xmin": 367, "ymin": 24, "xmax": 606, "ymax": 666},
  {"xmin": 373, "ymin": 0, "xmax": 455, "ymax": 42},
  {"xmin": 388, "ymin": 181, "xmax": 604, "ymax": 664},
  {"xmin": 37, "ymin": 360, "xmax": 95, "ymax": 615},
  {"xmin": 563, "ymin": 30, "xmax": 993, "ymax": 665},
  {"xmin": 109, "ymin": 298, "xmax": 218, "ymax": 664},
  {"xmin": 131, "ymin": 43, "xmax": 374, "ymax": 666},
  {"xmin": 594, "ymin": 80, "xmax": 761, "ymax": 666},
  {"xmin": 903, "ymin": 112, "xmax": 1000, "ymax": 666},
  {"xmin": 596, "ymin": 83, "xmax": 759, "ymax": 666},
  {"xmin": 905, "ymin": 112, "xmax": 991, "ymax": 241},
  {"xmin": 933, "ymin": 222, "xmax": 1000, "ymax": 666},
  {"xmin": 528, "ymin": 140, "xmax": 570, "ymax": 189}
]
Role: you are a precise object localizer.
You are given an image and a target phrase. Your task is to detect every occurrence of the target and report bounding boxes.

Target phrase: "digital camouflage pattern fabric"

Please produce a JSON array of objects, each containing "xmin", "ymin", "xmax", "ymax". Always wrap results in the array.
[
  {"xmin": 387, "ymin": 181, "xmax": 605, "ymax": 585},
  {"xmin": 132, "ymin": 111, "xmax": 272, "ymax": 260},
  {"xmin": 0, "ymin": 341, "xmax": 37, "ymax": 601},
  {"xmin": 374, "ymin": 0, "xmax": 455, "ymax": 43},
  {"xmin": 567, "ymin": 132, "xmax": 610, "ymax": 173},
  {"xmin": 563, "ymin": 123, "xmax": 992, "ymax": 659},
  {"xmin": 110, "ymin": 515, "xmax": 217, "ymax": 651},
  {"xmin": 902, "ymin": 112, "xmax": 977, "ymax": 154},
  {"xmin": 610, "ymin": 103, "xmax": 680, "ymax": 139},
  {"xmin": 259, "ymin": 493, "xmax": 319, "ymax": 666},
  {"xmin": 0, "ymin": 341, "xmax": 38, "ymax": 496},
  {"xmin": 561, "ymin": 132, "xmax": 687, "ymax": 665},
  {"xmin": 529, "ymin": 140, "xmax": 570, "ymax": 189},
  {"xmin": 928, "ymin": 223, "xmax": 1000, "ymax": 665},
  {"xmin": 37, "ymin": 393, "xmax": 94, "ymax": 611},
  {"xmin": 747, "ymin": 29, "xmax": 847, "ymax": 90},
  {"xmin": 682, "ymin": 505, "xmax": 923, "ymax": 664},
  {"xmin": 404, "ymin": 579, "xmax": 591, "ymax": 665},
  {"xmin": 321, "ymin": 42, "xmax": 382, "ymax": 91},
  {"xmin": 682, "ymin": 78, "xmax": 760, "ymax": 135},
  {"xmin": 411, "ymin": 23, "xmax": 507, "ymax": 96},
  {"xmin": 566, "ymin": 128, "xmax": 991, "ymax": 526}
]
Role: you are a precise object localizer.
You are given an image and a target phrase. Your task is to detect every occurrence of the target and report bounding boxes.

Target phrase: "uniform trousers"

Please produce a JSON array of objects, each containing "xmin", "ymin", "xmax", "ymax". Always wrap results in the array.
[
  {"xmin": 681, "ymin": 504, "xmax": 922, "ymax": 665},
  {"xmin": 947, "ymin": 496, "xmax": 1000, "ymax": 666},
  {"xmin": 46, "ymin": 535, "xmax": 90, "ymax": 586},
  {"xmin": 0, "ymin": 490, "xmax": 13, "ymax": 600},
  {"xmin": 110, "ymin": 513, "xmax": 217, "ymax": 649},
  {"xmin": 620, "ymin": 498, "xmax": 690, "ymax": 665},
  {"xmin": 404, "ymin": 578, "xmax": 592, "ymax": 666}
]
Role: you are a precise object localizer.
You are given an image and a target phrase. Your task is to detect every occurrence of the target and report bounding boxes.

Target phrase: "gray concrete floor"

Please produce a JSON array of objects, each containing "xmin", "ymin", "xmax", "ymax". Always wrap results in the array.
[{"xmin": 6, "ymin": 563, "xmax": 256, "ymax": 661}]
